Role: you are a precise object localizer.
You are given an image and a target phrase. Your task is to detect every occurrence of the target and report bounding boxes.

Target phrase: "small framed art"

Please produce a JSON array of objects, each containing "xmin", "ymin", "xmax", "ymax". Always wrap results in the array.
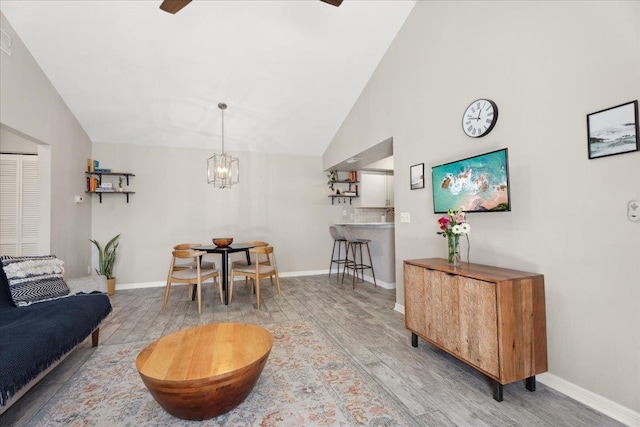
[
  {"xmin": 587, "ymin": 100, "xmax": 639, "ymax": 159},
  {"xmin": 410, "ymin": 163, "xmax": 424, "ymax": 190}
]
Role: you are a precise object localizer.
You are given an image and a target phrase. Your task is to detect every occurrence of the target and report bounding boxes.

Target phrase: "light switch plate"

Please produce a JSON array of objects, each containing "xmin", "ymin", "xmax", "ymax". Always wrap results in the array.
[
  {"xmin": 628, "ymin": 200, "xmax": 639, "ymax": 222},
  {"xmin": 400, "ymin": 212, "xmax": 410, "ymax": 223}
]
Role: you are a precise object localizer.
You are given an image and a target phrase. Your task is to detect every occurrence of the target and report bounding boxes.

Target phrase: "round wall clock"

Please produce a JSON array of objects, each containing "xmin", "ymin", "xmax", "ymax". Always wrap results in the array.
[{"xmin": 462, "ymin": 99, "xmax": 498, "ymax": 138}]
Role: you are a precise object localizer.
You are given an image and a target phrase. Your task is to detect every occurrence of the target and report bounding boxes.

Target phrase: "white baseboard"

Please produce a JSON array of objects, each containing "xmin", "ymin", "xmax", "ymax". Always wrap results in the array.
[
  {"xmin": 537, "ymin": 373, "xmax": 639, "ymax": 426},
  {"xmin": 116, "ymin": 281, "xmax": 166, "ymax": 290},
  {"xmin": 278, "ymin": 270, "xmax": 327, "ymax": 278},
  {"xmin": 394, "ymin": 303, "xmax": 405, "ymax": 314},
  {"xmin": 117, "ymin": 270, "xmax": 331, "ymax": 290},
  {"xmin": 118, "ymin": 270, "xmax": 395, "ymax": 290},
  {"xmin": 328, "ymin": 267, "xmax": 395, "ymax": 289},
  {"xmin": 358, "ymin": 274, "xmax": 395, "ymax": 289}
]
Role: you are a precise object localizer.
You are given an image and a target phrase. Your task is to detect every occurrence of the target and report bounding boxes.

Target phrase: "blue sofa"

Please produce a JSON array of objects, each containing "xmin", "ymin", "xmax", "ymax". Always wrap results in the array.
[{"xmin": 0, "ymin": 259, "xmax": 112, "ymax": 414}]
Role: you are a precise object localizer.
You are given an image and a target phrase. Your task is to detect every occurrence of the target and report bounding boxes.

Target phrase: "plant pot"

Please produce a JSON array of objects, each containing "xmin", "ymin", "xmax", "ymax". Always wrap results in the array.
[{"xmin": 106, "ymin": 278, "xmax": 116, "ymax": 296}]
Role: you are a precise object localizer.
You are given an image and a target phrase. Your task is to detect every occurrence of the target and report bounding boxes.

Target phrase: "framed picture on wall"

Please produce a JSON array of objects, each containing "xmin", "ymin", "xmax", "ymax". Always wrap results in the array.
[
  {"xmin": 587, "ymin": 100, "xmax": 639, "ymax": 159},
  {"xmin": 410, "ymin": 163, "xmax": 424, "ymax": 190}
]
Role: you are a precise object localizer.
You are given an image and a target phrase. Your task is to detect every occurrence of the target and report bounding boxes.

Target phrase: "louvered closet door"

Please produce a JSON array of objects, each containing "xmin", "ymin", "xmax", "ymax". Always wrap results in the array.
[{"xmin": 0, "ymin": 154, "xmax": 38, "ymax": 256}]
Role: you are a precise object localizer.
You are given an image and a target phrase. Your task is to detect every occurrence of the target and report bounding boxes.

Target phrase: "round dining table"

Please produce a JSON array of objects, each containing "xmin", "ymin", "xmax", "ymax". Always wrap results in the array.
[{"xmin": 193, "ymin": 243, "xmax": 255, "ymax": 305}]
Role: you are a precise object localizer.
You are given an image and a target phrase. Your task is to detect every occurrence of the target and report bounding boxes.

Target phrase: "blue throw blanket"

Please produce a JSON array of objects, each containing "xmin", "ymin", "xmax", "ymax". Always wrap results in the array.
[{"xmin": 0, "ymin": 266, "xmax": 112, "ymax": 408}]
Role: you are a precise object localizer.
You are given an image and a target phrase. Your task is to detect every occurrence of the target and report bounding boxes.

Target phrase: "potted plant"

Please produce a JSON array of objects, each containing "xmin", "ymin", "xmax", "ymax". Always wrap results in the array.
[{"xmin": 90, "ymin": 233, "xmax": 121, "ymax": 296}]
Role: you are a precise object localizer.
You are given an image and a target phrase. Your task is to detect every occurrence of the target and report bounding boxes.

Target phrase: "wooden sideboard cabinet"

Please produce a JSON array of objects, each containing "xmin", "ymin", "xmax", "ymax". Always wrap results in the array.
[{"xmin": 403, "ymin": 258, "xmax": 547, "ymax": 401}]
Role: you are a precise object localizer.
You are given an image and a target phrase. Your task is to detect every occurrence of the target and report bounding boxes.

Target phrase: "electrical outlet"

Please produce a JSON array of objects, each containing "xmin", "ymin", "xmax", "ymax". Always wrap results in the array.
[
  {"xmin": 343, "ymin": 210, "xmax": 347, "ymax": 217},
  {"xmin": 75, "ymin": 195, "xmax": 84, "ymax": 203},
  {"xmin": 87, "ymin": 265, "xmax": 91, "ymax": 274}
]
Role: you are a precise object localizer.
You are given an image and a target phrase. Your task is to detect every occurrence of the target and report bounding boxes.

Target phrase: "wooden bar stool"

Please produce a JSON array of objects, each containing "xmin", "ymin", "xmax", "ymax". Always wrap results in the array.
[
  {"xmin": 341, "ymin": 227, "xmax": 377, "ymax": 289},
  {"xmin": 328, "ymin": 226, "xmax": 349, "ymax": 281}
]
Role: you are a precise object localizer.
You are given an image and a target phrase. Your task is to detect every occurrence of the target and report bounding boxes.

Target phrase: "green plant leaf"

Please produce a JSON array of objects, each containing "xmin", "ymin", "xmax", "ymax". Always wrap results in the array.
[{"xmin": 90, "ymin": 234, "xmax": 120, "ymax": 279}]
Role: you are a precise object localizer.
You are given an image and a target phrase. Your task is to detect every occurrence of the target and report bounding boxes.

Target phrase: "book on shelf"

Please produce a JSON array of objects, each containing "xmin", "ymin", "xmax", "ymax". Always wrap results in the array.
[
  {"xmin": 87, "ymin": 159, "xmax": 100, "ymax": 172},
  {"xmin": 87, "ymin": 176, "xmax": 100, "ymax": 192},
  {"xmin": 94, "ymin": 168, "xmax": 112, "ymax": 173}
]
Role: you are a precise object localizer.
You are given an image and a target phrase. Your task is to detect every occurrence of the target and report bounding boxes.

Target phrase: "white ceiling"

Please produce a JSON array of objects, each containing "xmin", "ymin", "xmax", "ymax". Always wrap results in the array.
[{"xmin": 1, "ymin": 0, "xmax": 415, "ymax": 156}]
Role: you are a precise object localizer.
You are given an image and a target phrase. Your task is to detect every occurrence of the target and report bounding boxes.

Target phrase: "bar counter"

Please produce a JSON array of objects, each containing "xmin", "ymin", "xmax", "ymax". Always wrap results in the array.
[{"xmin": 333, "ymin": 222, "xmax": 395, "ymax": 288}]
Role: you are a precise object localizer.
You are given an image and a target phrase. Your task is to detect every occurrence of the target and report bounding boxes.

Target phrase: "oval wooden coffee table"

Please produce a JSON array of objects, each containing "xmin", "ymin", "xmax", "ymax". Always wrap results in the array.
[{"xmin": 136, "ymin": 323, "xmax": 273, "ymax": 420}]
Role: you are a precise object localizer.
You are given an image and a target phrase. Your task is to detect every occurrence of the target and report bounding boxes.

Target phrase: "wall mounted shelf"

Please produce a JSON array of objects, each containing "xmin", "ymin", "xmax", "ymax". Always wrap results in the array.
[
  {"xmin": 328, "ymin": 174, "xmax": 359, "ymax": 205},
  {"xmin": 328, "ymin": 194, "xmax": 358, "ymax": 205},
  {"xmin": 85, "ymin": 171, "xmax": 135, "ymax": 203},
  {"xmin": 86, "ymin": 190, "xmax": 135, "ymax": 203}
]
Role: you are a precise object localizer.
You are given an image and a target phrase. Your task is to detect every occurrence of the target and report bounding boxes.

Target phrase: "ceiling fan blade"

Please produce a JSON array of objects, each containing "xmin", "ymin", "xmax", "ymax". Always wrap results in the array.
[
  {"xmin": 159, "ymin": 0, "xmax": 192, "ymax": 14},
  {"xmin": 320, "ymin": 0, "xmax": 343, "ymax": 6}
]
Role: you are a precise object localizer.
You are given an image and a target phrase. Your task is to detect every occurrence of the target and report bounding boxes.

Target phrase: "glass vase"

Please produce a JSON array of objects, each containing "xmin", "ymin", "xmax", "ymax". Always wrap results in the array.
[{"xmin": 447, "ymin": 234, "xmax": 460, "ymax": 266}]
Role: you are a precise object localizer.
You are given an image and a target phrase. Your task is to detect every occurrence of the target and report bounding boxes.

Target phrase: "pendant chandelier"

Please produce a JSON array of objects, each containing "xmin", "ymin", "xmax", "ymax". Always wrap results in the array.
[{"xmin": 207, "ymin": 102, "xmax": 239, "ymax": 188}]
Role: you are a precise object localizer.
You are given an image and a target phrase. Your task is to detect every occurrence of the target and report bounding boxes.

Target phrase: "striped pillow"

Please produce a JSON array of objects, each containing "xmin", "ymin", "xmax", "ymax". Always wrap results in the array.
[{"xmin": 0, "ymin": 255, "xmax": 70, "ymax": 306}]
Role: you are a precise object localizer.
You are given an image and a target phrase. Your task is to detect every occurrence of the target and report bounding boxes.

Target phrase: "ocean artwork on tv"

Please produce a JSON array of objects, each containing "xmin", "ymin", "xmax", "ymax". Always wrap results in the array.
[{"xmin": 432, "ymin": 148, "xmax": 510, "ymax": 213}]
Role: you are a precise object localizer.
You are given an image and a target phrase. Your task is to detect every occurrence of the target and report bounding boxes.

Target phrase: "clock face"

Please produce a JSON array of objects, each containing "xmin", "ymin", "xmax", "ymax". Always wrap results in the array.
[{"xmin": 462, "ymin": 99, "xmax": 498, "ymax": 138}]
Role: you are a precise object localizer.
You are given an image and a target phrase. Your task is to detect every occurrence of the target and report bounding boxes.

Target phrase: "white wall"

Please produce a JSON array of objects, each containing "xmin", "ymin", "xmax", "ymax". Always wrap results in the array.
[
  {"xmin": 1, "ymin": 9, "xmax": 335, "ymax": 282},
  {"xmin": 324, "ymin": 0, "xmax": 639, "ymax": 416},
  {"xmin": 0, "ymin": 13, "xmax": 92, "ymax": 277},
  {"xmin": 91, "ymin": 142, "xmax": 332, "ymax": 284},
  {"xmin": 0, "ymin": 127, "xmax": 38, "ymax": 154}
]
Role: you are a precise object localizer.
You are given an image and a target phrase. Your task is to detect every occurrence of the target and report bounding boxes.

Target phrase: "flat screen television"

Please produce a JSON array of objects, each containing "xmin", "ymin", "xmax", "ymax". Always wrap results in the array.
[{"xmin": 431, "ymin": 148, "xmax": 511, "ymax": 213}]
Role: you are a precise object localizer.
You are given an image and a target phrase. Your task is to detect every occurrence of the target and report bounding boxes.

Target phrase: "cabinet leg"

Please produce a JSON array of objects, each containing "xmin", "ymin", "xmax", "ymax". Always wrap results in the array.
[
  {"xmin": 525, "ymin": 376, "xmax": 536, "ymax": 392},
  {"xmin": 492, "ymin": 381, "xmax": 503, "ymax": 402},
  {"xmin": 411, "ymin": 333, "xmax": 418, "ymax": 348}
]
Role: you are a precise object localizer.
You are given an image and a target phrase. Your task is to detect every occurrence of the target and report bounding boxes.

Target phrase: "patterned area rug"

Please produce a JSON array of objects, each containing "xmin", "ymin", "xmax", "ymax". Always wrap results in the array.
[{"xmin": 30, "ymin": 321, "xmax": 413, "ymax": 426}]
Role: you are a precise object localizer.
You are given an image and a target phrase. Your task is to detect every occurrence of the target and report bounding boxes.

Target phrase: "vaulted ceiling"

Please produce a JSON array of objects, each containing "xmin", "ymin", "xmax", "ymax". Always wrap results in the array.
[{"xmin": 0, "ymin": 0, "xmax": 415, "ymax": 156}]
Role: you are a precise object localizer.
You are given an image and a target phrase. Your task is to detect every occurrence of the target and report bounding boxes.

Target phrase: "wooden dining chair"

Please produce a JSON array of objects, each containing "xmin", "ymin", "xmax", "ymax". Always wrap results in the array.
[
  {"xmin": 231, "ymin": 241, "xmax": 270, "ymax": 268},
  {"xmin": 172, "ymin": 243, "xmax": 216, "ymax": 271},
  {"xmin": 162, "ymin": 249, "xmax": 221, "ymax": 314},
  {"xmin": 227, "ymin": 241, "xmax": 270, "ymax": 302},
  {"xmin": 229, "ymin": 246, "xmax": 281, "ymax": 309}
]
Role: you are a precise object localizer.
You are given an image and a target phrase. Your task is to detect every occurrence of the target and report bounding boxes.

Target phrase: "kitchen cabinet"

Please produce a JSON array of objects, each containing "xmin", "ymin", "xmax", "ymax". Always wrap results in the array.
[
  {"xmin": 403, "ymin": 258, "xmax": 547, "ymax": 401},
  {"xmin": 360, "ymin": 172, "xmax": 393, "ymax": 207},
  {"xmin": 386, "ymin": 175, "xmax": 394, "ymax": 206}
]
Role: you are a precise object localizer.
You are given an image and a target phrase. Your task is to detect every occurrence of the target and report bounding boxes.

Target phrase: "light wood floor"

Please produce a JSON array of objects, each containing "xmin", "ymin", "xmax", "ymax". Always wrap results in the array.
[{"xmin": 1, "ymin": 274, "xmax": 624, "ymax": 426}]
